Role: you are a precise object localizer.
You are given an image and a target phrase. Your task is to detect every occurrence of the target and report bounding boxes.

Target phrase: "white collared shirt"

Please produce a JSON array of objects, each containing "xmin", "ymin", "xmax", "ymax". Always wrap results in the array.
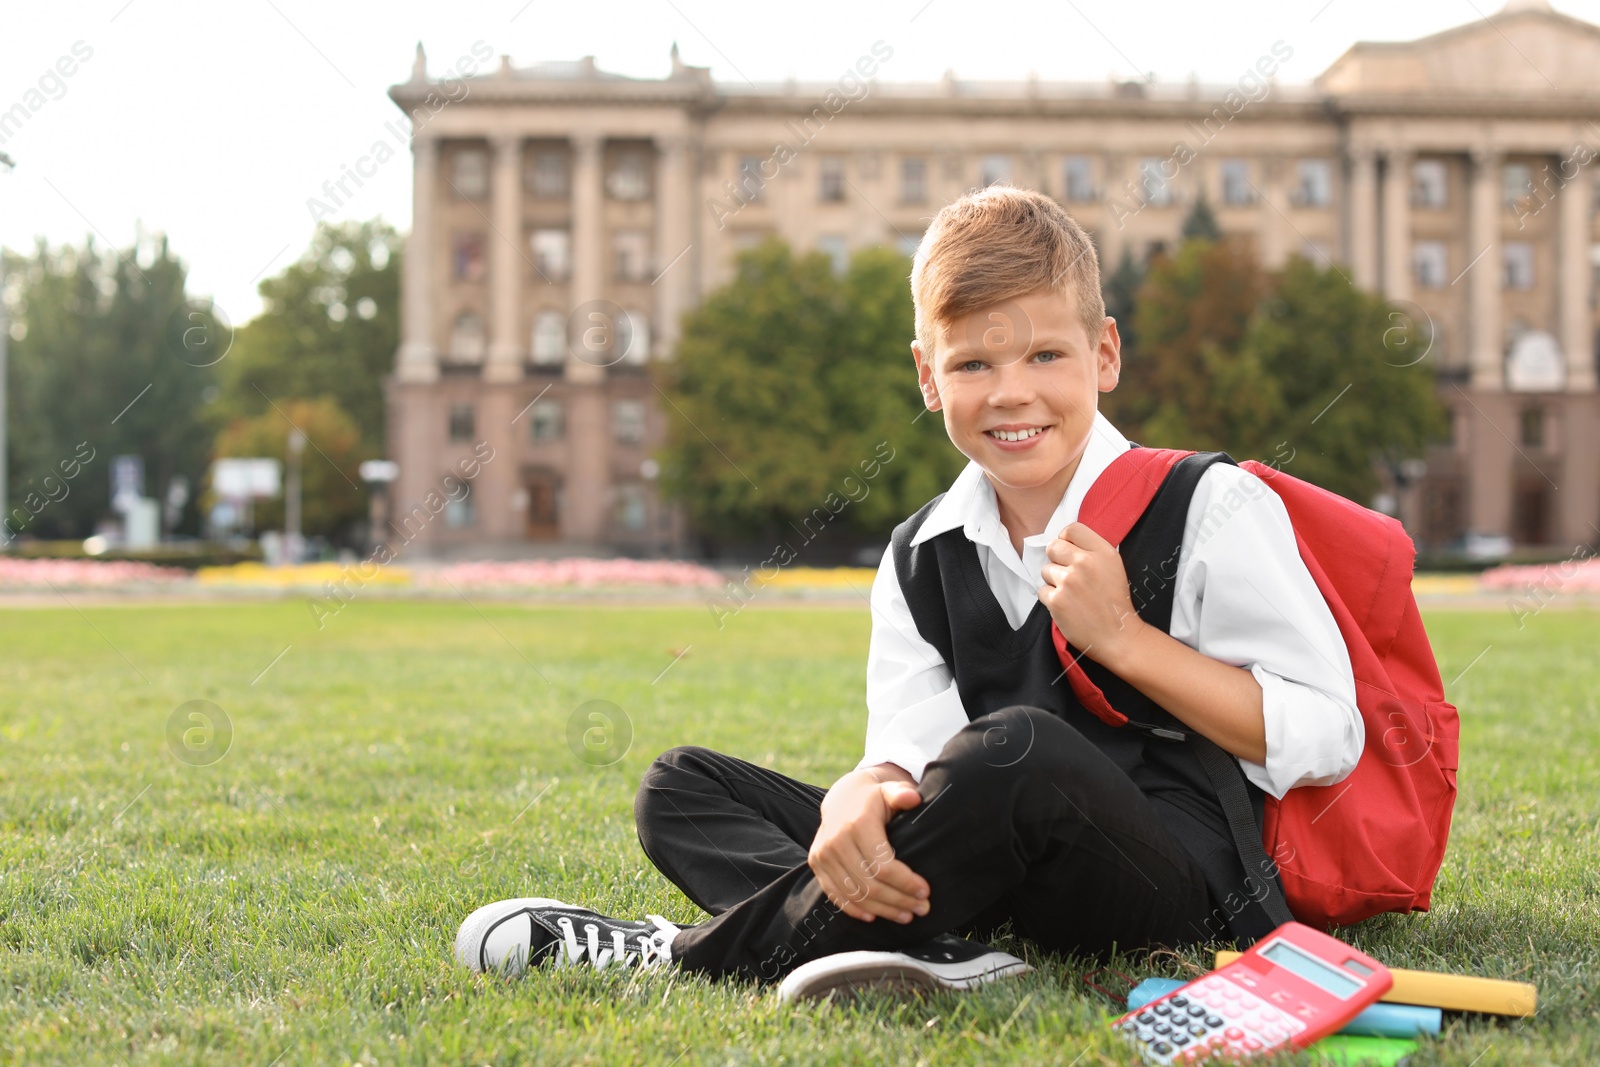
[{"xmin": 858, "ymin": 411, "xmax": 1363, "ymax": 800}]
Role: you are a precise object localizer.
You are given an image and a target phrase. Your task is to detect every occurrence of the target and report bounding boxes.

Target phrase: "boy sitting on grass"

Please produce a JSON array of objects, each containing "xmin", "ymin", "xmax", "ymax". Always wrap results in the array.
[{"xmin": 455, "ymin": 187, "xmax": 1361, "ymax": 998}]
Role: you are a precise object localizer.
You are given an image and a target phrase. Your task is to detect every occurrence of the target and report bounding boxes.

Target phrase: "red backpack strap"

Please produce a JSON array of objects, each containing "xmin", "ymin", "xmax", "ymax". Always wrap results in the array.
[{"xmin": 1051, "ymin": 448, "xmax": 1195, "ymax": 727}]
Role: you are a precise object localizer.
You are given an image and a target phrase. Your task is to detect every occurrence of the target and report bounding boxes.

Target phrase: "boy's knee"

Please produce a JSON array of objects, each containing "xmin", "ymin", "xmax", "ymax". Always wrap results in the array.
[{"xmin": 939, "ymin": 705, "xmax": 1081, "ymax": 781}]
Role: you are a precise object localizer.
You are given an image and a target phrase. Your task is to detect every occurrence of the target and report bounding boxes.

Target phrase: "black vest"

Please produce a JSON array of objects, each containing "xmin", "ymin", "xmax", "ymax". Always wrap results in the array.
[{"xmin": 891, "ymin": 451, "xmax": 1281, "ymax": 941}]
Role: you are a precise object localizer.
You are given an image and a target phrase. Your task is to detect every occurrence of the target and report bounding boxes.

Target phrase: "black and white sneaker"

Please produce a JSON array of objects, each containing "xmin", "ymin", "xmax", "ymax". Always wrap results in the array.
[
  {"xmin": 776, "ymin": 933, "xmax": 1031, "ymax": 1002},
  {"xmin": 454, "ymin": 897, "xmax": 684, "ymax": 976}
]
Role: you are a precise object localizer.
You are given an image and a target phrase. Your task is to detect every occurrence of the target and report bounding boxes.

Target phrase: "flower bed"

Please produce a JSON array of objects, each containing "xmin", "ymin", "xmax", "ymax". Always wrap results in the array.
[
  {"xmin": 0, "ymin": 557, "xmax": 189, "ymax": 587},
  {"xmin": 424, "ymin": 558, "xmax": 725, "ymax": 589},
  {"xmin": 1478, "ymin": 558, "xmax": 1600, "ymax": 594},
  {"xmin": 195, "ymin": 562, "xmax": 413, "ymax": 588}
]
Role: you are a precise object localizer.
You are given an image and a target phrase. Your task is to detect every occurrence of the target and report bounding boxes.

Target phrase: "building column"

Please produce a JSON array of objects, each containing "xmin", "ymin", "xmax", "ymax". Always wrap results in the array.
[
  {"xmin": 397, "ymin": 134, "xmax": 439, "ymax": 383},
  {"xmin": 485, "ymin": 132, "xmax": 524, "ymax": 383},
  {"xmin": 565, "ymin": 131, "xmax": 608, "ymax": 546},
  {"xmin": 1259, "ymin": 154, "xmax": 1291, "ymax": 269},
  {"xmin": 1465, "ymin": 392, "xmax": 1514, "ymax": 539},
  {"xmin": 1381, "ymin": 147, "xmax": 1412, "ymax": 302},
  {"xmin": 654, "ymin": 134, "xmax": 692, "ymax": 360},
  {"xmin": 1348, "ymin": 145, "xmax": 1379, "ymax": 291},
  {"xmin": 1468, "ymin": 146, "xmax": 1504, "ymax": 390},
  {"xmin": 1559, "ymin": 160, "xmax": 1594, "ymax": 393},
  {"xmin": 1557, "ymin": 393, "xmax": 1600, "ymax": 546}
]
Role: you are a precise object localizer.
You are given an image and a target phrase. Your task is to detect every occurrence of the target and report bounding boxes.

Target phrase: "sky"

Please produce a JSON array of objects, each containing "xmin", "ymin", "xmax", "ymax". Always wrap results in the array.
[{"xmin": 3, "ymin": 0, "xmax": 1596, "ymax": 325}]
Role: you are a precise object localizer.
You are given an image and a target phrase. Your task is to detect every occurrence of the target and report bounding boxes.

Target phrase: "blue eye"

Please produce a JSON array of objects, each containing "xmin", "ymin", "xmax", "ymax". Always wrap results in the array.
[
  {"xmin": 1034, "ymin": 350, "xmax": 1060, "ymax": 363},
  {"xmin": 959, "ymin": 360, "xmax": 984, "ymax": 372}
]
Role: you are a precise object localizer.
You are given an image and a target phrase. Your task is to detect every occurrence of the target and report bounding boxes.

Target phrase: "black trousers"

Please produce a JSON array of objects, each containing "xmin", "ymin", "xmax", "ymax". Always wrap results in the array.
[{"xmin": 634, "ymin": 706, "xmax": 1218, "ymax": 982}]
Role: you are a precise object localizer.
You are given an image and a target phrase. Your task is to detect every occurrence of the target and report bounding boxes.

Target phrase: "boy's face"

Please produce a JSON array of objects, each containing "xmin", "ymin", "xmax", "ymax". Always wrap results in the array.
[{"xmin": 912, "ymin": 288, "xmax": 1120, "ymax": 495}]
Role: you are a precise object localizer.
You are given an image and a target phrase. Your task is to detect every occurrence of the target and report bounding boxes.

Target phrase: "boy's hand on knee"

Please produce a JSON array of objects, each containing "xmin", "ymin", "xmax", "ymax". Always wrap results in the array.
[{"xmin": 810, "ymin": 769, "xmax": 932, "ymax": 924}]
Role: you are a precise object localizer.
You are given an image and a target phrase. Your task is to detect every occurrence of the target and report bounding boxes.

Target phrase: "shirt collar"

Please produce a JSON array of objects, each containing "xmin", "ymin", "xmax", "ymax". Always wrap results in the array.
[{"xmin": 910, "ymin": 411, "xmax": 1132, "ymax": 549}]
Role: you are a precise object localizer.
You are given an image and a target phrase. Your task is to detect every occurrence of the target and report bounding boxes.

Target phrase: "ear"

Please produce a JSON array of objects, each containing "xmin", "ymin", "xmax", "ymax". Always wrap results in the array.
[
  {"xmin": 911, "ymin": 340, "xmax": 943, "ymax": 412},
  {"xmin": 1095, "ymin": 316, "xmax": 1122, "ymax": 393}
]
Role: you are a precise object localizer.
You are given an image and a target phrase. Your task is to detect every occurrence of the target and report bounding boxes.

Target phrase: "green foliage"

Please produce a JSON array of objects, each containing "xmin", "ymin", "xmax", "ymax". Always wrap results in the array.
[
  {"xmin": 1120, "ymin": 241, "xmax": 1445, "ymax": 503},
  {"xmin": 1098, "ymin": 248, "xmax": 1148, "ymax": 432},
  {"xmin": 655, "ymin": 239, "xmax": 965, "ymax": 548},
  {"xmin": 2, "ymin": 234, "xmax": 220, "ymax": 539},
  {"xmin": 1181, "ymin": 196, "xmax": 1222, "ymax": 242},
  {"xmin": 215, "ymin": 220, "xmax": 401, "ymax": 453},
  {"xmin": 213, "ymin": 396, "xmax": 371, "ymax": 539}
]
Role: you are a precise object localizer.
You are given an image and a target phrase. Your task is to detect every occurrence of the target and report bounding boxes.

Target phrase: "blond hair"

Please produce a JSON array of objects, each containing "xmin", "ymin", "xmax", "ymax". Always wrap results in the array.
[{"xmin": 910, "ymin": 186, "xmax": 1104, "ymax": 355}]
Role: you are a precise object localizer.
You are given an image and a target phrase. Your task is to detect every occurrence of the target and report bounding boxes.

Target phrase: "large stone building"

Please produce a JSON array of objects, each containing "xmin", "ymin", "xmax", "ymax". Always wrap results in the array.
[{"xmin": 386, "ymin": 0, "xmax": 1599, "ymax": 558}]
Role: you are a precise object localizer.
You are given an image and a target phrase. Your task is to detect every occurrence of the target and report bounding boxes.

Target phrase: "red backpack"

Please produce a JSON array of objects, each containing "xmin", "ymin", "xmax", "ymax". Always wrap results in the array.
[{"xmin": 1052, "ymin": 447, "xmax": 1460, "ymax": 929}]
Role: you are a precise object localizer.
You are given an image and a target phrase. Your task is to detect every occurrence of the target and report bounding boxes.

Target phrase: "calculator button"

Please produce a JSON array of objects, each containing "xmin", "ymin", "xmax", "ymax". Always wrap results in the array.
[
  {"xmin": 1137, "ymin": 1012, "xmax": 1155, "ymax": 1025},
  {"xmin": 1186, "ymin": 1004, "xmax": 1206, "ymax": 1018},
  {"xmin": 1171, "ymin": 995, "xmax": 1189, "ymax": 1008},
  {"xmin": 1205, "ymin": 1015, "xmax": 1224, "ymax": 1029},
  {"xmin": 1152, "ymin": 1042, "xmax": 1173, "ymax": 1056},
  {"xmin": 1207, "ymin": 1035, "xmax": 1227, "ymax": 1049},
  {"xmin": 1154, "ymin": 1022, "xmax": 1173, "ymax": 1036},
  {"xmin": 1224, "ymin": 1028, "xmax": 1244, "ymax": 1041},
  {"xmin": 1187, "ymin": 1024, "xmax": 1207, "ymax": 1038},
  {"xmin": 1171, "ymin": 1033, "xmax": 1191, "ymax": 1047},
  {"xmin": 1243, "ymin": 1039, "xmax": 1263, "ymax": 1052},
  {"xmin": 1154, "ymin": 1003, "xmax": 1173, "ymax": 1016}
]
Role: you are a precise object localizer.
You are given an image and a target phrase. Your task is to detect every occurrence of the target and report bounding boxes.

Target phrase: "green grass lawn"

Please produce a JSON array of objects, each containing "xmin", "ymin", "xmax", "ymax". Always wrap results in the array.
[{"xmin": 0, "ymin": 597, "xmax": 1595, "ymax": 1065}]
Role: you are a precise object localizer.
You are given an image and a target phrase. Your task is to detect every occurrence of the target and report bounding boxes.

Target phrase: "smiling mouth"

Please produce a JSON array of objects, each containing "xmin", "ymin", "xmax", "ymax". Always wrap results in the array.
[{"xmin": 984, "ymin": 426, "xmax": 1050, "ymax": 442}]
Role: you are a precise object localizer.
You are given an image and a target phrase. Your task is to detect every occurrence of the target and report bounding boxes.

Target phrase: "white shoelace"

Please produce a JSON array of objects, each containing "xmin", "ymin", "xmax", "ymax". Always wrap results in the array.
[{"xmin": 553, "ymin": 915, "xmax": 680, "ymax": 971}]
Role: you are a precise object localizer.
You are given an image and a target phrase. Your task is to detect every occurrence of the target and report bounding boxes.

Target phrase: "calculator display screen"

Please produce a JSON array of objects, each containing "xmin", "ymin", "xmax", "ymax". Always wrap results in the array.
[{"xmin": 1259, "ymin": 940, "xmax": 1364, "ymax": 999}]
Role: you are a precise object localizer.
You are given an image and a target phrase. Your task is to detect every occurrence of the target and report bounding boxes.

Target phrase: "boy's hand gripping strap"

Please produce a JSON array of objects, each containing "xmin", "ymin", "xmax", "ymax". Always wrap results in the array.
[{"xmin": 1049, "ymin": 447, "xmax": 1196, "ymax": 728}]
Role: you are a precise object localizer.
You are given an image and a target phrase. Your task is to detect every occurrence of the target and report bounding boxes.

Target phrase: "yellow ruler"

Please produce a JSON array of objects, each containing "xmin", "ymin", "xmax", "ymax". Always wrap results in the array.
[{"xmin": 1214, "ymin": 951, "xmax": 1537, "ymax": 1016}]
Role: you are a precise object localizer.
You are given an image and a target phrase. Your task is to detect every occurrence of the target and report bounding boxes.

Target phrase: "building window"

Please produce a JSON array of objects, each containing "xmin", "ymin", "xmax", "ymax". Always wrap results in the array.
[
  {"xmin": 530, "ymin": 399, "xmax": 564, "ymax": 442},
  {"xmin": 980, "ymin": 154, "xmax": 1012, "ymax": 188},
  {"xmin": 1503, "ymin": 162, "xmax": 1535, "ymax": 209},
  {"xmin": 447, "ymin": 403, "xmax": 475, "ymax": 441},
  {"xmin": 449, "ymin": 147, "xmax": 488, "ymax": 199},
  {"xmin": 614, "ymin": 230, "xmax": 652, "ymax": 282},
  {"xmin": 451, "ymin": 233, "xmax": 486, "ymax": 282},
  {"xmin": 817, "ymin": 234, "xmax": 849, "ymax": 276},
  {"xmin": 445, "ymin": 494, "xmax": 477, "ymax": 528},
  {"xmin": 1520, "ymin": 407, "xmax": 1545, "ymax": 449},
  {"xmin": 1301, "ymin": 239, "xmax": 1332, "ymax": 266},
  {"xmin": 448, "ymin": 312, "xmax": 486, "ymax": 364},
  {"xmin": 530, "ymin": 229, "xmax": 571, "ymax": 282},
  {"xmin": 613, "ymin": 399, "xmax": 646, "ymax": 445},
  {"xmin": 1413, "ymin": 241, "xmax": 1448, "ymax": 289},
  {"xmin": 1503, "ymin": 242, "xmax": 1535, "ymax": 290},
  {"xmin": 1293, "ymin": 160, "xmax": 1332, "ymax": 207},
  {"xmin": 607, "ymin": 149, "xmax": 651, "ymax": 201},
  {"xmin": 1064, "ymin": 155, "xmax": 1096, "ymax": 202},
  {"xmin": 1138, "ymin": 158, "xmax": 1175, "ymax": 206},
  {"xmin": 532, "ymin": 310, "xmax": 566, "ymax": 365},
  {"xmin": 817, "ymin": 156, "xmax": 846, "ymax": 203},
  {"xmin": 1412, "ymin": 160, "xmax": 1448, "ymax": 209},
  {"xmin": 614, "ymin": 482, "xmax": 648, "ymax": 532},
  {"xmin": 526, "ymin": 148, "xmax": 569, "ymax": 198},
  {"xmin": 1220, "ymin": 159, "xmax": 1253, "ymax": 206},
  {"xmin": 619, "ymin": 311, "xmax": 651, "ymax": 364},
  {"xmin": 901, "ymin": 158, "xmax": 928, "ymax": 204},
  {"xmin": 737, "ymin": 155, "xmax": 766, "ymax": 203}
]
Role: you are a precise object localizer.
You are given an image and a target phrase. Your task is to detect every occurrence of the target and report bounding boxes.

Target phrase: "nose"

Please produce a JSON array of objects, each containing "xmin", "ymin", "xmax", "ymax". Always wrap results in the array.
[{"xmin": 986, "ymin": 353, "xmax": 1037, "ymax": 408}]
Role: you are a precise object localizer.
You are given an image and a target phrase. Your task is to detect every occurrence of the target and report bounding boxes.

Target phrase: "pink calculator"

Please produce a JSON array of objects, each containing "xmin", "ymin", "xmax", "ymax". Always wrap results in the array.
[{"xmin": 1113, "ymin": 922, "xmax": 1392, "ymax": 1063}]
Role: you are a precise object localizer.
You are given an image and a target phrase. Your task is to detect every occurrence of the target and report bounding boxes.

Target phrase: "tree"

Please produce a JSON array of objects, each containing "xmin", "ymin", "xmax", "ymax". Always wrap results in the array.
[
  {"xmin": 1236, "ymin": 257, "xmax": 1446, "ymax": 503},
  {"xmin": 3, "ymin": 233, "xmax": 221, "ymax": 540},
  {"xmin": 1132, "ymin": 237, "xmax": 1271, "ymax": 449},
  {"xmin": 212, "ymin": 397, "xmax": 370, "ymax": 539},
  {"xmin": 214, "ymin": 220, "xmax": 401, "ymax": 453},
  {"xmin": 655, "ymin": 239, "xmax": 966, "ymax": 552},
  {"xmin": 1181, "ymin": 196, "xmax": 1222, "ymax": 241},
  {"xmin": 1099, "ymin": 247, "xmax": 1149, "ymax": 435},
  {"xmin": 1127, "ymin": 243, "xmax": 1445, "ymax": 504}
]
